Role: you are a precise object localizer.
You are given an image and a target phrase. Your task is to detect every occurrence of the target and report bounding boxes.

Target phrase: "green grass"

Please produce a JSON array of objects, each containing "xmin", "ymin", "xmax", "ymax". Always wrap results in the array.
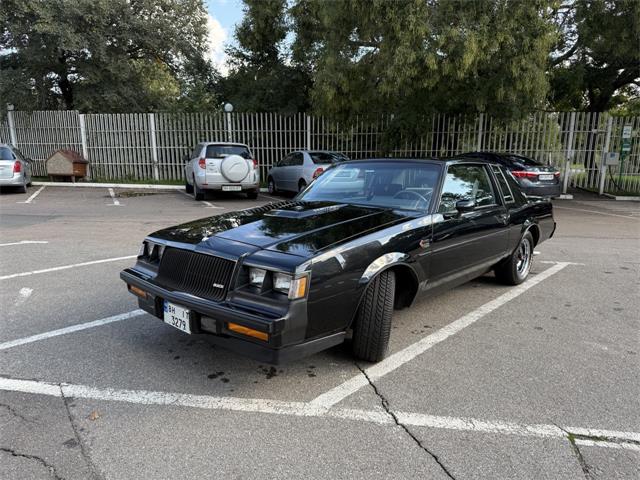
[{"xmin": 33, "ymin": 176, "xmax": 184, "ymax": 186}]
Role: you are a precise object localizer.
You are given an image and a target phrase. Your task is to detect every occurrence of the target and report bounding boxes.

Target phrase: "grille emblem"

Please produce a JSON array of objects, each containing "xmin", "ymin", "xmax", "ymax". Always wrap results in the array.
[{"xmin": 212, "ymin": 283, "xmax": 225, "ymax": 289}]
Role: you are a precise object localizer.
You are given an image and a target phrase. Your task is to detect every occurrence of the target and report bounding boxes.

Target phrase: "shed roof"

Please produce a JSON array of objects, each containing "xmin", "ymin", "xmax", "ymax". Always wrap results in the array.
[{"xmin": 48, "ymin": 149, "xmax": 89, "ymax": 164}]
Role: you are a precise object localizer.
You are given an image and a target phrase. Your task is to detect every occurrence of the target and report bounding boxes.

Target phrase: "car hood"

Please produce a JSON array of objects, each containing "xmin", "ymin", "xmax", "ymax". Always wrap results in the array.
[{"xmin": 150, "ymin": 200, "xmax": 410, "ymax": 257}]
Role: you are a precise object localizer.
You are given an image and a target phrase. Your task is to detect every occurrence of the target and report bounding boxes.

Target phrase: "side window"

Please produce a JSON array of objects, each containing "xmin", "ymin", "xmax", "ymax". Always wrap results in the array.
[
  {"xmin": 491, "ymin": 165, "xmax": 514, "ymax": 204},
  {"xmin": 503, "ymin": 168, "xmax": 528, "ymax": 204},
  {"xmin": 279, "ymin": 155, "xmax": 291, "ymax": 167},
  {"xmin": 292, "ymin": 153, "xmax": 304, "ymax": 166},
  {"xmin": 438, "ymin": 164, "xmax": 497, "ymax": 213}
]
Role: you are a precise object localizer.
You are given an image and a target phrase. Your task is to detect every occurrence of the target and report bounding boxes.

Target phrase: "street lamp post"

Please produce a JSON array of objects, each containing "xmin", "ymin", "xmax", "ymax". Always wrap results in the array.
[{"xmin": 224, "ymin": 103, "xmax": 233, "ymax": 142}]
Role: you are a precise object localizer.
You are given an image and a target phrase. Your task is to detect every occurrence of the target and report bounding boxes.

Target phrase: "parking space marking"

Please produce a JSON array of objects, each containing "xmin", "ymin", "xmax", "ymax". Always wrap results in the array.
[
  {"xmin": 310, "ymin": 262, "xmax": 571, "ymax": 409},
  {"xmin": 0, "ymin": 254, "xmax": 137, "ymax": 281},
  {"xmin": 108, "ymin": 187, "xmax": 122, "ymax": 206},
  {"xmin": 203, "ymin": 200, "xmax": 224, "ymax": 209},
  {"xmin": 0, "ymin": 310, "xmax": 145, "ymax": 351},
  {"xmin": 554, "ymin": 205, "xmax": 639, "ymax": 220},
  {"xmin": 259, "ymin": 193, "xmax": 283, "ymax": 202},
  {"xmin": 13, "ymin": 287, "xmax": 33, "ymax": 307},
  {"xmin": 17, "ymin": 185, "xmax": 45, "ymax": 204},
  {"xmin": 0, "ymin": 240, "xmax": 49, "ymax": 247},
  {"xmin": 0, "ymin": 377, "xmax": 637, "ymax": 451}
]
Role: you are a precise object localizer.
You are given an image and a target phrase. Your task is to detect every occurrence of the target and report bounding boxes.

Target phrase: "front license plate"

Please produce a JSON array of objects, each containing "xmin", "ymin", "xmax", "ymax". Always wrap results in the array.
[
  {"xmin": 163, "ymin": 301, "xmax": 191, "ymax": 334},
  {"xmin": 222, "ymin": 185, "xmax": 242, "ymax": 191},
  {"xmin": 538, "ymin": 174, "xmax": 554, "ymax": 181}
]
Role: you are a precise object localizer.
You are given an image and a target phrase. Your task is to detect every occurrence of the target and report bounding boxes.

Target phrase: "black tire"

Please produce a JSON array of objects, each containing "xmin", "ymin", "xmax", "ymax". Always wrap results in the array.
[
  {"xmin": 495, "ymin": 231, "xmax": 534, "ymax": 285},
  {"xmin": 185, "ymin": 179, "xmax": 194, "ymax": 194},
  {"xmin": 193, "ymin": 177, "xmax": 204, "ymax": 201},
  {"xmin": 18, "ymin": 182, "xmax": 27, "ymax": 194},
  {"xmin": 267, "ymin": 177, "xmax": 277, "ymax": 195},
  {"xmin": 246, "ymin": 190, "xmax": 258, "ymax": 199},
  {"xmin": 298, "ymin": 179, "xmax": 307, "ymax": 192},
  {"xmin": 352, "ymin": 270, "xmax": 395, "ymax": 362}
]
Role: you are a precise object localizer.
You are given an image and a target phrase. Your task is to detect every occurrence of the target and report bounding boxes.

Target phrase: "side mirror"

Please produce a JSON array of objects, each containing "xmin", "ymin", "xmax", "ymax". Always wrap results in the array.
[
  {"xmin": 182, "ymin": 154, "xmax": 189, "ymax": 162},
  {"xmin": 455, "ymin": 199, "xmax": 476, "ymax": 213}
]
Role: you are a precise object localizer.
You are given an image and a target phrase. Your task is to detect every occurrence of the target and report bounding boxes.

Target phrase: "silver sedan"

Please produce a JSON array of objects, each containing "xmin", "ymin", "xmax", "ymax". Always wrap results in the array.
[
  {"xmin": 0, "ymin": 144, "xmax": 32, "ymax": 193},
  {"xmin": 267, "ymin": 150, "xmax": 348, "ymax": 194}
]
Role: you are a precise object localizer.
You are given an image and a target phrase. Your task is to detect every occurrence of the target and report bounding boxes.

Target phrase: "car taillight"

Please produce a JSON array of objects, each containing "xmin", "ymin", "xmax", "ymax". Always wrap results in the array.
[
  {"xmin": 252, "ymin": 159, "xmax": 258, "ymax": 169},
  {"xmin": 13, "ymin": 161, "xmax": 21, "ymax": 173},
  {"xmin": 312, "ymin": 167, "xmax": 324, "ymax": 179},
  {"xmin": 554, "ymin": 171, "xmax": 560, "ymax": 177},
  {"xmin": 511, "ymin": 170, "xmax": 538, "ymax": 179},
  {"xmin": 198, "ymin": 157, "xmax": 206, "ymax": 169}
]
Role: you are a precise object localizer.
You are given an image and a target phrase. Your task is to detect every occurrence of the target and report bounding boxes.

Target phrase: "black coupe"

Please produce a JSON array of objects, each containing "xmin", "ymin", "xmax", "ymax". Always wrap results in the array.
[{"xmin": 121, "ymin": 158, "xmax": 555, "ymax": 363}]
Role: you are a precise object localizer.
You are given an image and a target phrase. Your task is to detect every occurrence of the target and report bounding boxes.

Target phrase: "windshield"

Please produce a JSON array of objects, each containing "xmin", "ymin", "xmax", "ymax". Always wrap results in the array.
[
  {"xmin": 298, "ymin": 161, "xmax": 441, "ymax": 211},
  {"xmin": 205, "ymin": 145, "xmax": 251, "ymax": 159},
  {"xmin": 309, "ymin": 151, "xmax": 348, "ymax": 164}
]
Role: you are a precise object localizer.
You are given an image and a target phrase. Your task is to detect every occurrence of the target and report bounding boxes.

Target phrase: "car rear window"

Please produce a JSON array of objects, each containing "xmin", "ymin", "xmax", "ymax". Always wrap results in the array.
[
  {"xmin": 0, "ymin": 147, "xmax": 15, "ymax": 160},
  {"xmin": 504, "ymin": 154, "xmax": 542, "ymax": 167},
  {"xmin": 205, "ymin": 145, "xmax": 251, "ymax": 159},
  {"xmin": 309, "ymin": 152, "xmax": 346, "ymax": 164}
]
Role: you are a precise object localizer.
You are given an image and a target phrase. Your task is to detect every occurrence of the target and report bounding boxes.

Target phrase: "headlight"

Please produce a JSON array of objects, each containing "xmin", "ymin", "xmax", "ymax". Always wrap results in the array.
[
  {"xmin": 273, "ymin": 272, "xmax": 292, "ymax": 293},
  {"xmin": 274, "ymin": 272, "xmax": 308, "ymax": 300},
  {"xmin": 139, "ymin": 241, "xmax": 165, "ymax": 262},
  {"xmin": 249, "ymin": 268, "xmax": 267, "ymax": 287}
]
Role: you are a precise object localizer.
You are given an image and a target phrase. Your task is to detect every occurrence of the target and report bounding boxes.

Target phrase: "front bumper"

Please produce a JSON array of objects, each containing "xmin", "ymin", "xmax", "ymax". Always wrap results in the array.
[{"xmin": 120, "ymin": 268, "xmax": 344, "ymax": 364}]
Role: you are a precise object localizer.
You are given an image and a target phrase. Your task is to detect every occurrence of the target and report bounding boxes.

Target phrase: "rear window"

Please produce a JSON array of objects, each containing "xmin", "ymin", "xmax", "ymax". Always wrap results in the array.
[
  {"xmin": 309, "ymin": 152, "xmax": 347, "ymax": 164},
  {"xmin": 504, "ymin": 154, "xmax": 542, "ymax": 167},
  {"xmin": 205, "ymin": 145, "xmax": 251, "ymax": 159},
  {"xmin": 0, "ymin": 147, "xmax": 15, "ymax": 160}
]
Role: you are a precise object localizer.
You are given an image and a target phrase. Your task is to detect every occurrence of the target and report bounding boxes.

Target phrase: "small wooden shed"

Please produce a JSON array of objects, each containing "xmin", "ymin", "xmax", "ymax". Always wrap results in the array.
[{"xmin": 46, "ymin": 150, "xmax": 89, "ymax": 182}]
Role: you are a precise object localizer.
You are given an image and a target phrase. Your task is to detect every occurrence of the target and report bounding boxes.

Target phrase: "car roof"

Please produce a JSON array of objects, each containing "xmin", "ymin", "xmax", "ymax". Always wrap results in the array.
[
  {"xmin": 201, "ymin": 142, "xmax": 249, "ymax": 147},
  {"xmin": 343, "ymin": 157, "xmax": 502, "ymax": 166}
]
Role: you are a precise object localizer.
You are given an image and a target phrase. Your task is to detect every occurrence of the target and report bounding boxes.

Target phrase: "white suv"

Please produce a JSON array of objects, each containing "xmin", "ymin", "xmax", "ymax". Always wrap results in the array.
[{"xmin": 184, "ymin": 142, "xmax": 260, "ymax": 200}]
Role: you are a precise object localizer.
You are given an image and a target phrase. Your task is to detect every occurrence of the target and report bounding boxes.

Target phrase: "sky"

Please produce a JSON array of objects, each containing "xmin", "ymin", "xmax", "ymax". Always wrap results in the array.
[{"xmin": 205, "ymin": 0, "xmax": 244, "ymax": 75}]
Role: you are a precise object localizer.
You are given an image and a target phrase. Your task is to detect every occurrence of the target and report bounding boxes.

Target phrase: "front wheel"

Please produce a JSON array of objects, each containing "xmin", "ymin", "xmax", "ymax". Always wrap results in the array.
[
  {"xmin": 352, "ymin": 270, "xmax": 395, "ymax": 362},
  {"xmin": 495, "ymin": 231, "xmax": 534, "ymax": 285},
  {"xmin": 298, "ymin": 179, "xmax": 307, "ymax": 193}
]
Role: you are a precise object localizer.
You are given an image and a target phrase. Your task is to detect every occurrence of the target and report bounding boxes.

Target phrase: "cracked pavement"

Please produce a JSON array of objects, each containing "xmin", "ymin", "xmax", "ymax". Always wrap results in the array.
[{"xmin": 1, "ymin": 187, "xmax": 639, "ymax": 478}]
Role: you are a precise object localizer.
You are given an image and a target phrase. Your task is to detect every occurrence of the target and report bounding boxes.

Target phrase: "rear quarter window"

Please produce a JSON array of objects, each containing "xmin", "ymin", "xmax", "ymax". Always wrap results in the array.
[{"xmin": 0, "ymin": 147, "xmax": 15, "ymax": 160}]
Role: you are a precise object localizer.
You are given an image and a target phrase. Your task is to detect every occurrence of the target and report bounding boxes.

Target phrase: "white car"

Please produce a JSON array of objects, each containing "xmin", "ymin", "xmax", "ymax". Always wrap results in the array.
[
  {"xmin": 0, "ymin": 144, "xmax": 32, "ymax": 193},
  {"xmin": 267, "ymin": 150, "xmax": 349, "ymax": 194},
  {"xmin": 184, "ymin": 142, "xmax": 260, "ymax": 200}
]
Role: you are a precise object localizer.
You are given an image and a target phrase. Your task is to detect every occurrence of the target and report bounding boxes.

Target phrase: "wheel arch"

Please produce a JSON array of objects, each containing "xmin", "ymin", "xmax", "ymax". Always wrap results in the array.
[{"xmin": 522, "ymin": 220, "xmax": 540, "ymax": 246}]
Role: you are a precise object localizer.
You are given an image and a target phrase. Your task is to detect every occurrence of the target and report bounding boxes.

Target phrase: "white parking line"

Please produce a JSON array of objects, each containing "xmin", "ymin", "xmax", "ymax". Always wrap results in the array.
[
  {"xmin": 554, "ymin": 205, "xmax": 639, "ymax": 220},
  {"xmin": 13, "ymin": 287, "xmax": 33, "ymax": 308},
  {"xmin": 0, "ymin": 240, "xmax": 49, "ymax": 247},
  {"xmin": 310, "ymin": 262, "xmax": 571, "ymax": 409},
  {"xmin": 0, "ymin": 310, "xmax": 145, "ymax": 351},
  {"xmin": 203, "ymin": 200, "xmax": 224, "ymax": 209},
  {"xmin": 259, "ymin": 193, "xmax": 283, "ymax": 202},
  {"xmin": 108, "ymin": 187, "xmax": 122, "ymax": 206},
  {"xmin": 0, "ymin": 255, "xmax": 137, "ymax": 281},
  {"xmin": 0, "ymin": 377, "xmax": 636, "ymax": 451},
  {"xmin": 17, "ymin": 185, "xmax": 45, "ymax": 204}
]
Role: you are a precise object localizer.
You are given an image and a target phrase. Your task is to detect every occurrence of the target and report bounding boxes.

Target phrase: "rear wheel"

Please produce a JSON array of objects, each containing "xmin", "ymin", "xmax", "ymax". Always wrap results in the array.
[
  {"xmin": 298, "ymin": 179, "xmax": 307, "ymax": 193},
  {"xmin": 495, "ymin": 231, "xmax": 534, "ymax": 285},
  {"xmin": 18, "ymin": 182, "xmax": 27, "ymax": 194},
  {"xmin": 267, "ymin": 177, "xmax": 277, "ymax": 195},
  {"xmin": 246, "ymin": 190, "xmax": 258, "ymax": 199},
  {"xmin": 352, "ymin": 270, "xmax": 395, "ymax": 362},
  {"xmin": 193, "ymin": 177, "xmax": 204, "ymax": 201},
  {"xmin": 185, "ymin": 179, "xmax": 193, "ymax": 194}
]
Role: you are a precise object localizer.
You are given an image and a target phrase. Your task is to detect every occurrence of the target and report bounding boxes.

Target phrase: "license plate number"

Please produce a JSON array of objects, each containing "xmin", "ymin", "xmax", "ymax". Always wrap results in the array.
[
  {"xmin": 163, "ymin": 301, "xmax": 191, "ymax": 334},
  {"xmin": 222, "ymin": 185, "xmax": 242, "ymax": 191},
  {"xmin": 538, "ymin": 174, "xmax": 554, "ymax": 181}
]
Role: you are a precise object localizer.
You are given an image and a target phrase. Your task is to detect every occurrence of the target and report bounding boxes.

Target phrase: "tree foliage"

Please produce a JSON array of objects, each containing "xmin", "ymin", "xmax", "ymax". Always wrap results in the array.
[
  {"xmin": 0, "ymin": 0, "xmax": 218, "ymax": 112},
  {"xmin": 549, "ymin": 0, "xmax": 640, "ymax": 112}
]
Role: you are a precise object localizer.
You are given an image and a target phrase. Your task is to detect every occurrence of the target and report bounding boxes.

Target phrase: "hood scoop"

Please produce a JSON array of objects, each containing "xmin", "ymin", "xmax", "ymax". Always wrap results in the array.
[{"xmin": 264, "ymin": 203, "xmax": 348, "ymax": 219}]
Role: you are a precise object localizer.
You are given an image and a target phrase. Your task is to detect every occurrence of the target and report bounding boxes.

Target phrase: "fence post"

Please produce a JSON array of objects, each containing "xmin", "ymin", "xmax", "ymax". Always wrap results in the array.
[
  {"xmin": 78, "ymin": 114, "xmax": 90, "ymax": 179},
  {"xmin": 562, "ymin": 112, "xmax": 576, "ymax": 195},
  {"xmin": 226, "ymin": 111, "xmax": 233, "ymax": 142},
  {"xmin": 6, "ymin": 106, "xmax": 17, "ymax": 147},
  {"xmin": 306, "ymin": 114, "xmax": 311, "ymax": 150},
  {"xmin": 598, "ymin": 115, "xmax": 613, "ymax": 196},
  {"xmin": 148, "ymin": 113, "xmax": 160, "ymax": 181},
  {"xmin": 476, "ymin": 113, "xmax": 484, "ymax": 151}
]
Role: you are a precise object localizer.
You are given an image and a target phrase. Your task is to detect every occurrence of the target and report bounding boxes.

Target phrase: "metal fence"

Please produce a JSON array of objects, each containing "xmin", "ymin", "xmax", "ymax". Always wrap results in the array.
[{"xmin": 1, "ymin": 110, "xmax": 638, "ymax": 194}]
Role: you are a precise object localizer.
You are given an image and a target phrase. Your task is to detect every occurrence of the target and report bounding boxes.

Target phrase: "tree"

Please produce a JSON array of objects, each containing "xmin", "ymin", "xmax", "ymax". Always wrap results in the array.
[
  {"xmin": 549, "ymin": 0, "xmax": 640, "ymax": 112},
  {"xmin": 290, "ymin": 0, "xmax": 556, "ymax": 125},
  {"xmin": 219, "ymin": 0, "xmax": 310, "ymax": 112},
  {"xmin": 0, "ymin": 0, "xmax": 218, "ymax": 112}
]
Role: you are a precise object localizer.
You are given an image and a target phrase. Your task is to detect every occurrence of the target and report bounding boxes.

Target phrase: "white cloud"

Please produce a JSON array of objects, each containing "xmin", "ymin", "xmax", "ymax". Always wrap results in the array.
[{"xmin": 206, "ymin": 13, "xmax": 229, "ymax": 75}]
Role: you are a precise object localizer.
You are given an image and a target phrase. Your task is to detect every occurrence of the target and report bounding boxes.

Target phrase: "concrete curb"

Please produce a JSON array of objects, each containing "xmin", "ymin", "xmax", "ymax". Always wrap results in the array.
[
  {"xmin": 32, "ymin": 181, "xmax": 271, "ymax": 193},
  {"xmin": 602, "ymin": 193, "xmax": 640, "ymax": 201}
]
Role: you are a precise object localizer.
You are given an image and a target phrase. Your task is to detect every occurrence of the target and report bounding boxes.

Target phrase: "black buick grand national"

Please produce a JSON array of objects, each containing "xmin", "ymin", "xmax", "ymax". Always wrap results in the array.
[{"xmin": 121, "ymin": 158, "xmax": 555, "ymax": 363}]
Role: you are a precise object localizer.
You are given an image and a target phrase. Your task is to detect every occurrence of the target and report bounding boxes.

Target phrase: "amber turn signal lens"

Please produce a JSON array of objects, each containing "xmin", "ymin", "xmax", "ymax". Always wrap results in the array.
[
  {"xmin": 129, "ymin": 285, "xmax": 147, "ymax": 299},
  {"xmin": 289, "ymin": 275, "xmax": 308, "ymax": 300},
  {"xmin": 228, "ymin": 323, "xmax": 269, "ymax": 342}
]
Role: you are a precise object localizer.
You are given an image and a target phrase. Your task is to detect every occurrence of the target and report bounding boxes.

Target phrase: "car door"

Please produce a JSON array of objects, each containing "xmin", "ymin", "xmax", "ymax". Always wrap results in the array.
[
  {"xmin": 271, "ymin": 155, "xmax": 290, "ymax": 190},
  {"xmin": 285, "ymin": 152, "xmax": 304, "ymax": 191},
  {"xmin": 427, "ymin": 163, "xmax": 509, "ymax": 291}
]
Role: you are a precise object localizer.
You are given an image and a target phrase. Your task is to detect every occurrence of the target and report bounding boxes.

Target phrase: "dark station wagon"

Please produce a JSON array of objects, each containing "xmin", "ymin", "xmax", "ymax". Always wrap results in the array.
[{"xmin": 121, "ymin": 158, "xmax": 556, "ymax": 363}]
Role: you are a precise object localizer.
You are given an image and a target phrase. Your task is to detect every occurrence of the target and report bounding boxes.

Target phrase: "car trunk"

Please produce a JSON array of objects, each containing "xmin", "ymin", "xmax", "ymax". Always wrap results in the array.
[{"xmin": 0, "ymin": 160, "xmax": 16, "ymax": 179}]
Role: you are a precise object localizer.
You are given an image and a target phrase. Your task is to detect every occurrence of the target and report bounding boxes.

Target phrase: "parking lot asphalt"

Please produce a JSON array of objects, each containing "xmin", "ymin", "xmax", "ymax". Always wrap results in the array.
[{"xmin": 0, "ymin": 185, "xmax": 638, "ymax": 479}]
